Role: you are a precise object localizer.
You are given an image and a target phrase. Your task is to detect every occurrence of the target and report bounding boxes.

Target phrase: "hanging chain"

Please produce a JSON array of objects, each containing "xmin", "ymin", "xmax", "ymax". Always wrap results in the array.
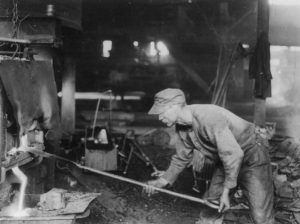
[
  {"xmin": 11, "ymin": 0, "xmax": 21, "ymax": 58},
  {"xmin": 12, "ymin": 0, "xmax": 19, "ymax": 38}
]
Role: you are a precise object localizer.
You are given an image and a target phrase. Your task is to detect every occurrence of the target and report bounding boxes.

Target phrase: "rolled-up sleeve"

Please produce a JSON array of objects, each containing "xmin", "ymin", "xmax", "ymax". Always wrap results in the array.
[
  {"xmin": 203, "ymin": 119, "xmax": 244, "ymax": 189},
  {"xmin": 162, "ymin": 134, "xmax": 193, "ymax": 185}
]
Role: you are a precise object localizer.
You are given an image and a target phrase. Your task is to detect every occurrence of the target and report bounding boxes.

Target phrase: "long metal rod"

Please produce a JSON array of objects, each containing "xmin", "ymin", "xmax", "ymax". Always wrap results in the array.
[
  {"xmin": 91, "ymin": 97, "xmax": 101, "ymax": 138},
  {"xmin": 77, "ymin": 163, "xmax": 219, "ymax": 209},
  {"xmin": 26, "ymin": 148, "xmax": 219, "ymax": 209},
  {"xmin": 0, "ymin": 37, "xmax": 30, "ymax": 43}
]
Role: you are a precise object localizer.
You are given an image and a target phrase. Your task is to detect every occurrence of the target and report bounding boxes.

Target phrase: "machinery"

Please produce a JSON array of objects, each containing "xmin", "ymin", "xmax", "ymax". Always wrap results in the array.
[
  {"xmin": 84, "ymin": 126, "xmax": 118, "ymax": 171},
  {"xmin": 0, "ymin": 39, "xmax": 54, "ymax": 185},
  {"xmin": 0, "ymin": 79, "xmax": 32, "ymax": 184}
]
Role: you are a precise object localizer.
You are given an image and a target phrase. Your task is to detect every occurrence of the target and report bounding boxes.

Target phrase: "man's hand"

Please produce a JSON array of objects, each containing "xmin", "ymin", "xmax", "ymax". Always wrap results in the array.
[
  {"xmin": 144, "ymin": 178, "xmax": 169, "ymax": 196},
  {"xmin": 151, "ymin": 170, "xmax": 166, "ymax": 177},
  {"xmin": 218, "ymin": 187, "xmax": 230, "ymax": 213}
]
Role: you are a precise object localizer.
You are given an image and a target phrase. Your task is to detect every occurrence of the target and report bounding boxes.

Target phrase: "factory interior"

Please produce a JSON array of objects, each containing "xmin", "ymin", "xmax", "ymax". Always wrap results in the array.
[{"xmin": 1, "ymin": 0, "xmax": 300, "ymax": 223}]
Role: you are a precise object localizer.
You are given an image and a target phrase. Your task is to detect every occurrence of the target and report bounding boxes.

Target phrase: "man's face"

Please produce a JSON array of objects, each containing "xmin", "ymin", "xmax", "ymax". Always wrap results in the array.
[{"xmin": 158, "ymin": 105, "xmax": 178, "ymax": 127}]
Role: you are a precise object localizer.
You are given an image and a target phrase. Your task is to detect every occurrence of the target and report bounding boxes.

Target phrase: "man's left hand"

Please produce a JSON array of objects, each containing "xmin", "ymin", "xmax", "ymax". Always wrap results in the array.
[
  {"xmin": 144, "ymin": 178, "xmax": 169, "ymax": 196},
  {"xmin": 218, "ymin": 188, "xmax": 230, "ymax": 213},
  {"xmin": 151, "ymin": 170, "xmax": 166, "ymax": 177}
]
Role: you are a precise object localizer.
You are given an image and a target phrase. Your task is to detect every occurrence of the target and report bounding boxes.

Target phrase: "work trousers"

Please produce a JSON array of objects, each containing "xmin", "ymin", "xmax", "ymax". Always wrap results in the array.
[{"xmin": 198, "ymin": 135, "xmax": 274, "ymax": 224}]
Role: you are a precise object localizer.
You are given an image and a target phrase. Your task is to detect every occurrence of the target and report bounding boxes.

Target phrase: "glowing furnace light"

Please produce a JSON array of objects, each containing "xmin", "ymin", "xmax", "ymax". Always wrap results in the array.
[
  {"xmin": 149, "ymin": 41, "xmax": 156, "ymax": 56},
  {"xmin": 149, "ymin": 41, "xmax": 170, "ymax": 56},
  {"xmin": 11, "ymin": 166, "xmax": 29, "ymax": 217},
  {"xmin": 157, "ymin": 41, "xmax": 169, "ymax": 56},
  {"xmin": 269, "ymin": 0, "xmax": 300, "ymax": 5},
  {"xmin": 102, "ymin": 40, "xmax": 112, "ymax": 58},
  {"xmin": 133, "ymin": 41, "xmax": 139, "ymax": 47}
]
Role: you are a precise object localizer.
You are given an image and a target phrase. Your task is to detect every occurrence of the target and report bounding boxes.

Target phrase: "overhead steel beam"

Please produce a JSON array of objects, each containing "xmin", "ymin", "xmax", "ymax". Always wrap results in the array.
[{"xmin": 97, "ymin": 0, "xmax": 213, "ymax": 4}]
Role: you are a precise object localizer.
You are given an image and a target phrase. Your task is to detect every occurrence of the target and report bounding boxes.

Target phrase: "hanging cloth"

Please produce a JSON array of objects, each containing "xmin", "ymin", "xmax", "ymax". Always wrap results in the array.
[{"xmin": 249, "ymin": 32, "xmax": 272, "ymax": 98}]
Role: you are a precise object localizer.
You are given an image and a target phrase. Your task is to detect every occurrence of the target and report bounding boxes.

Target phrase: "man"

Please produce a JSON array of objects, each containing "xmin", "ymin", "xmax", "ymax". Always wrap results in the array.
[{"xmin": 146, "ymin": 88, "xmax": 274, "ymax": 224}]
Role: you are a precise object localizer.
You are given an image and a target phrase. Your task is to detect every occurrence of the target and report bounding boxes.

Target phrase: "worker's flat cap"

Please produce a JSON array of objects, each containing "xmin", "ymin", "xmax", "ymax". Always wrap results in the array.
[{"xmin": 148, "ymin": 88, "xmax": 186, "ymax": 115}]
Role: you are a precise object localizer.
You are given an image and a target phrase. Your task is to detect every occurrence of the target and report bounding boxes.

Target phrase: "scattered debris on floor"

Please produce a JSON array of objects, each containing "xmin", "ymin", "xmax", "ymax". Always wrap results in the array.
[
  {"xmin": 271, "ymin": 136, "xmax": 300, "ymax": 224},
  {"xmin": 62, "ymin": 145, "xmax": 202, "ymax": 224},
  {"xmin": 223, "ymin": 135, "xmax": 300, "ymax": 224},
  {"xmin": 0, "ymin": 188, "xmax": 99, "ymax": 223}
]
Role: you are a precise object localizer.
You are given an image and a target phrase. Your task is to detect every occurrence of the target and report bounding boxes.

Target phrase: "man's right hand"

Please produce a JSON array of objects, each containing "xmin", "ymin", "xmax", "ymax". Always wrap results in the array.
[
  {"xmin": 218, "ymin": 187, "xmax": 230, "ymax": 213},
  {"xmin": 144, "ymin": 178, "xmax": 169, "ymax": 196}
]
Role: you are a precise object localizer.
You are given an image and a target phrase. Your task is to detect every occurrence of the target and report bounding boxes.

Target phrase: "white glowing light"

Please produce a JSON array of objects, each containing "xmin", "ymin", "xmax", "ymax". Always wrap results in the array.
[
  {"xmin": 290, "ymin": 46, "xmax": 300, "ymax": 51},
  {"xmin": 11, "ymin": 166, "xmax": 28, "ymax": 217},
  {"xmin": 14, "ymin": 209, "xmax": 30, "ymax": 217},
  {"xmin": 149, "ymin": 41, "xmax": 157, "ymax": 56},
  {"xmin": 157, "ymin": 41, "xmax": 170, "ymax": 56},
  {"xmin": 133, "ymin": 41, "xmax": 139, "ymax": 47},
  {"xmin": 269, "ymin": 0, "xmax": 300, "ymax": 5},
  {"xmin": 123, "ymin": 95, "xmax": 141, "ymax": 100},
  {"xmin": 242, "ymin": 44, "xmax": 249, "ymax": 49},
  {"xmin": 149, "ymin": 41, "xmax": 169, "ymax": 56},
  {"xmin": 271, "ymin": 46, "xmax": 288, "ymax": 52},
  {"xmin": 102, "ymin": 40, "xmax": 112, "ymax": 58},
  {"xmin": 271, "ymin": 58, "xmax": 280, "ymax": 66}
]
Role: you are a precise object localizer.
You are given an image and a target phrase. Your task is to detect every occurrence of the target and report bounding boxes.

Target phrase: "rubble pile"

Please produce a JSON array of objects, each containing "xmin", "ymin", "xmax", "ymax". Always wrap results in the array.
[
  {"xmin": 224, "ymin": 136, "xmax": 300, "ymax": 224},
  {"xmin": 270, "ymin": 136, "xmax": 300, "ymax": 224}
]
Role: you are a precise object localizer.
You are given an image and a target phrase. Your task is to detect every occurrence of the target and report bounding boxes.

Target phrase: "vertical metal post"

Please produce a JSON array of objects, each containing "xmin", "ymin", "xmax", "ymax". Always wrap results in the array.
[
  {"xmin": 0, "ymin": 82, "xmax": 6, "ymax": 183},
  {"xmin": 61, "ymin": 56, "xmax": 76, "ymax": 136},
  {"xmin": 253, "ymin": 0, "xmax": 270, "ymax": 126}
]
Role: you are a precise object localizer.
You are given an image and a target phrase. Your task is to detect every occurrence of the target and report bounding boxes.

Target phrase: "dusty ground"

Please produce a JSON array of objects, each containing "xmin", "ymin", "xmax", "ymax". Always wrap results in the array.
[{"xmin": 55, "ymin": 145, "xmax": 205, "ymax": 224}]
